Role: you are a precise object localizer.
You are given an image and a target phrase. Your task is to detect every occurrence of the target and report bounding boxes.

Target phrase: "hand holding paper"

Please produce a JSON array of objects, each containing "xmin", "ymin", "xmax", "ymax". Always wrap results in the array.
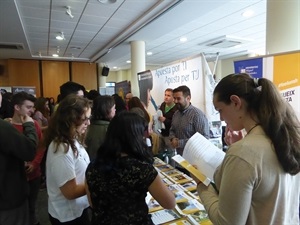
[{"xmin": 172, "ymin": 132, "xmax": 225, "ymax": 185}]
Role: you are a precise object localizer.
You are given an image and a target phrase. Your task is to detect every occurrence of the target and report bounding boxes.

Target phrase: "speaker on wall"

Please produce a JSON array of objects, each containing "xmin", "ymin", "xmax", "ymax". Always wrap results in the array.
[{"xmin": 102, "ymin": 66, "xmax": 110, "ymax": 76}]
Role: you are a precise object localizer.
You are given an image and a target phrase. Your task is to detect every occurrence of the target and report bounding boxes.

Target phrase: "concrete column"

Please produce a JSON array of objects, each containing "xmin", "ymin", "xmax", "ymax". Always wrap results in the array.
[
  {"xmin": 116, "ymin": 70, "xmax": 124, "ymax": 82},
  {"xmin": 266, "ymin": 0, "xmax": 300, "ymax": 54},
  {"xmin": 130, "ymin": 41, "xmax": 146, "ymax": 97},
  {"xmin": 97, "ymin": 64, "xmax": 106, "ymax": 92}
]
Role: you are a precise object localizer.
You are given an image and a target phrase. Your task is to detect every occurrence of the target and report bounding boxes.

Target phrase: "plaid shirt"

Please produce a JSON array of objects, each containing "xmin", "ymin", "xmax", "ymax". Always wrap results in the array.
[{"xmin": 169, "ymin": 103, "xmax": 209, "ymax": 155}]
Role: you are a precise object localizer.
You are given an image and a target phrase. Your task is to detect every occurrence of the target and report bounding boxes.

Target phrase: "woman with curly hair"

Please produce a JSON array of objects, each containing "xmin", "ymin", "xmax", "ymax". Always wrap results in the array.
[{"xmin": 44, "ymin": 94, "xmax": 92, "ymax": 225}]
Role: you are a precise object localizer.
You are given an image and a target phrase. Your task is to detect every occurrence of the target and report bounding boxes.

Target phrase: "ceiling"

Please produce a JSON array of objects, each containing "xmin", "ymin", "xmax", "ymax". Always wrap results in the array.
[{"xmin": 0, "ymin": 0, "xmax": 266, "ymax": 70}]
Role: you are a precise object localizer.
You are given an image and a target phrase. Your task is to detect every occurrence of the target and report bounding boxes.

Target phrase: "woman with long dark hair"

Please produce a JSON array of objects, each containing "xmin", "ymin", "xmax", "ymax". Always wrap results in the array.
[
  {"xmin": 85, "ymin": 111, "xmax": 175, "ymax": 225},
  {"xmin": 85, "ymin": 95, "xmax": 116, "ymax": 160}
]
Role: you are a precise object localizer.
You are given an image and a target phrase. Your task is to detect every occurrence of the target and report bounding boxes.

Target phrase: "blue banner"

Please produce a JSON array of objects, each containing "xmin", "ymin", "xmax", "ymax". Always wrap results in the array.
[{"xmin": 234, "ymin": 58, "xmax": 263, "ymax": 78}]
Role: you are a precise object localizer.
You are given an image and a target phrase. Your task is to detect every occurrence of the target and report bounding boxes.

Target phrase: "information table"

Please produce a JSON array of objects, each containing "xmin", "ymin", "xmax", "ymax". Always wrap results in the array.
[{"xmin": 149, "ymin": 157, "xmax": 213, "ymax": 225}]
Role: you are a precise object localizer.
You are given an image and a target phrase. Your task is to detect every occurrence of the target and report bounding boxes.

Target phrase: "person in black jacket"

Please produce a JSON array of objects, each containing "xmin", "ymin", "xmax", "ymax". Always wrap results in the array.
[{"xmin": 0, "ymin": 92, "xmax": 38, "ymax": 225}]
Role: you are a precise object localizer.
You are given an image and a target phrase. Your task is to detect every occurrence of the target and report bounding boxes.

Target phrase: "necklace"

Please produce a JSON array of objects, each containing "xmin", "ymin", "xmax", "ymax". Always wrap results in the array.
[{"xmin": 247, "ymin": 124, "xmax": 259, "ymax": 135}]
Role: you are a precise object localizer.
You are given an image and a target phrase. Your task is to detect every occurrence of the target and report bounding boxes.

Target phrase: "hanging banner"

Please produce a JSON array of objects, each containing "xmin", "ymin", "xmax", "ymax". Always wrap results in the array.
[
  {"xmin": 139, "ymin": 55, "xmax": 205, "ymax": 116},
  {"xmin": 12, "ymin": 86, "xmax": 36, "ymax": 96},
  {"xmin": 234, "ymin": 58, "xmax": 263, "ymax": 78},
  {"xmin": 137, "ymin": 54, "xmax": 223, "ymax": 142},
  {"xmin": 273, "ymin": 52, "xmax": 300, "ymax": 117},
  {"xmin": 138, "ymin": 70, "xmax": 154, "ymax": 109},
  {"xmin": 201, "ymin": 53, "xmax": 219, "ymax": 122},
  {"xmin": 115, "ymin": 80, "xmax": 131, "ymax": 100}
]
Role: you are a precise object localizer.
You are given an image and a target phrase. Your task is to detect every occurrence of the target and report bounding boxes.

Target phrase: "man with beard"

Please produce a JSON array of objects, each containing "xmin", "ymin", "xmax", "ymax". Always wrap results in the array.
[{"xmin": 169, "ymin": 85, "xmax": 209, "ymax": 156}]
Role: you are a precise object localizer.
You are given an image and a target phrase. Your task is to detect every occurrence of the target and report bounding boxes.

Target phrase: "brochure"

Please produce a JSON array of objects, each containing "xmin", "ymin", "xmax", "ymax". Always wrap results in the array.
[
  {"xmin": 150, "ymin": 209, "xmax": 181, "ymax": 225},
  {"xmin": 172, "ymin": 132, "xmax": 225, "ymax": 185}
]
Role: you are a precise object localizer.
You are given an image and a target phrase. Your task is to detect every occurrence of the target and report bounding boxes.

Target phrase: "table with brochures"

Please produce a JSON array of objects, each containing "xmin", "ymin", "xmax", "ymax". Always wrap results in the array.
[{"xmin": 148, "ymin": 157, "xmax": 213, "ymax": 225}]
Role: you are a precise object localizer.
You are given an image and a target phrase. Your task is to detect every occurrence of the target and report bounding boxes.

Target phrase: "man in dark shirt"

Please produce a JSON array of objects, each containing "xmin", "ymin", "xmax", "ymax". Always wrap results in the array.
[{"xmin": 0, "ymin": 92, "xmax": 38, "ymax": 225}]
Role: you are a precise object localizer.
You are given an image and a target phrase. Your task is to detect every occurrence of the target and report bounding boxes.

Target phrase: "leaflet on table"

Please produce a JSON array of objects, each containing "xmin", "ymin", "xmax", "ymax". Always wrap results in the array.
[
  {"xmin": 180, "ymin": 181, "xmax": 197, "ymax": 192},
  {"xmin": 174, "ymin": 191, "xmax": 193, "ymax": 203},
  {"xmin": 150, "ymin": 209, "xmax": 181, "ymax": 225},
  {"xmin": 168, "ymin": 173, "xmax": 193, "ymax": 184},
  {"xmin": 148, "ymin": 197, "xmax": 163, "ymax": 213},
  {"xmin": 172, "ymin": 132, "xmax": 225, "ymax": 185},
  {"xmin": 176, "ymin": 199, "xmax": 205, "ymax": 215},
  {"xmin": 187, "ymin": 210, "xmax": 210, "ymax": 224},
  {"xmin": 164, "ymin": 217, "xmax": 197, "ymax": 225},
  {"xmin": 168, "ymin": 184, "xmax": 187, "ymax": 193}
]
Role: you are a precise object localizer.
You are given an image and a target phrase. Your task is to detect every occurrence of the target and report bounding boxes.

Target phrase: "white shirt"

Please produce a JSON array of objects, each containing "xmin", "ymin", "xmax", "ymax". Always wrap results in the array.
[{"xmin": 46, "ymin": 140, "xmax": 90, "ymax": 222}]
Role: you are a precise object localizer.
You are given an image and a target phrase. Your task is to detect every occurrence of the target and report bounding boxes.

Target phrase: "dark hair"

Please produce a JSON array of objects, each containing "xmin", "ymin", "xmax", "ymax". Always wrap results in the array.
[
  {"xmin": 48, "ymin": 97, "xmax": 55, "ymax": 105},
  {"xmin": 34, "ymin": 97, "xmax": 49, "ymax": 117},
  {"xmin": 44, "ymin": 94, "xmax": 92, "ymax": 156},
  {"xmin": 11, "ymin": 91, "xmax": 36, "ymax": 106},
  {"xmin": 60, "ymin": 81, "xmax": 86, "ymax": 100},
  {"xmin": 112, "ymin": 94, "xmax": 126, "ymax": 115},
  {"xmin": 128, "ymin": 96, "xmax": 150, "ymax": 123},
  {"xmin": 56, "ymin": 94, "xmax": 62, "ymax": 103},
  {"xmin": 95, "ymin": 111, "xmax": 153, "ymax": 169},
  {"xmin": 87, "ymin": 89, "xmax": 100, "ymax": 100},
  {"xmin": 214, "ymin": 73, "xmax": 300, "ymax": 175},
  {"xmin": 92, "ymin": 95, "xmax": 115, "ymax": 121},
  {"xmin": 173, "ymin": 85, "xmax": 191, "ymax": 98},
  {"xmin": 0, "ymin": 92, "xmax": 14, "ymax": 119}
]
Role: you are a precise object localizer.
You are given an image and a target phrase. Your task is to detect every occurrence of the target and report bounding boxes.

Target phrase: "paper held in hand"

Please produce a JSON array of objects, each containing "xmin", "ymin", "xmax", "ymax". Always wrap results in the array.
[{"xmin": 172, "ymin": 132, "xmax": 225, "ymax": 186}]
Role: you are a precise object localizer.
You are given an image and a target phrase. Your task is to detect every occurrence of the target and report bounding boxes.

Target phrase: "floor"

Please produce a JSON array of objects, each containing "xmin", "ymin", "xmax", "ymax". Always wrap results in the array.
[{"xmin": 36, "ymin": 188, "xmax": 51, "ymax": 225}]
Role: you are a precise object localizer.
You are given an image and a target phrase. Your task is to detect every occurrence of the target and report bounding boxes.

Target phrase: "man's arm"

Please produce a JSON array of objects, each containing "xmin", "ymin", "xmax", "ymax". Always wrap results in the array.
[
  {"xmin": 27, "ymin": 121, "xmax": 45, "ymax": 172},
  {"xmin": 194, "ymin": 111, "xmax": 210, "ymax": 139},
  {"xmin": 0, "ymin": 117, "xmax": 38, "ymax": 161}
]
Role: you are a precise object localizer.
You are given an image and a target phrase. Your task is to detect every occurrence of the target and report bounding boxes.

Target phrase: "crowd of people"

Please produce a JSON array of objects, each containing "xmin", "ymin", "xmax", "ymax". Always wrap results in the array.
[{"xmin": 0, "ymin": 73, "xmax": 299, "ymax": 225}]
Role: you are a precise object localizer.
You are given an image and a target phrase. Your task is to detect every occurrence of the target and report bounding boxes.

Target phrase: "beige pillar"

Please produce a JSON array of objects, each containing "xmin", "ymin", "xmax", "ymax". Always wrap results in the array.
[
  {"xmin": 116, "ymin": 70, "xmax": 124, "ymax": 82},
  {"xmin": 97, "ymin": 63, "xmax": 106, "ymax": 91},
  {"xmin": 266, "ymin": 0, "xmax": 300, "ymax": 54},
  {"xmin": 130, "ymin": 41, "xmax": 146, "ymax": 97}
]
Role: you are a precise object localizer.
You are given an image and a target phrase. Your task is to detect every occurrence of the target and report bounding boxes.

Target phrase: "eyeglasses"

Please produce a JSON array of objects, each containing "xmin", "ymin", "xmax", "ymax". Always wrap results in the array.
[{"xmin": 81, "ymin": 115, "xmax": 92, "ymax": 123}]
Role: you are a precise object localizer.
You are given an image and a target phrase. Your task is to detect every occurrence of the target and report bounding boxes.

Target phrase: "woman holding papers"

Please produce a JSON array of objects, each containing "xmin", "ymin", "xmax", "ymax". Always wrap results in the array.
[
  {"xmin": 85, "ymin": 111, "xmax": 175, "ymax": 225},
  {"xmin": 194, "ymin": 73, "xmax": 300, "ymax": 225}
]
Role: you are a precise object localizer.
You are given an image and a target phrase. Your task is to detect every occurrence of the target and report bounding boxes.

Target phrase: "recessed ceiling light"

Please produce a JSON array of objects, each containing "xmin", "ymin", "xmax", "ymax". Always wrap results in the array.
[
  {"xmin": 180, "ymin": 37, "xmax": 187, "ymax": 42},
  {"xmin": 242, "ymin": 10, "xmax": 254, "ymax": 17},
  {"xmin": 70, "ymin": 46, "xmax": 81, "ymax": 50},
  {"xmin": 113, "ymin": 66, "xmax": 117, "ymax": 69},
  {"xmin": 126, "ymin": 60, "xmax": 131, "ymax": 63},
  {"xmin": 234, "ymin": 45, "xmax": 241, "ymax": 48},
  {"xmin": 56, "ymin": 32, "xmax": 65, "ymax": 40},
  {"xmin": 97, "ymin": 0, "xmax": 117, "ymax": 4},
  {"xmin": 52, "ymin": 53, "xmax": 59, "ymax": 57},
  {"xmin": 146, "ymin": 51, "xmax": 153, "ymax": 56}
]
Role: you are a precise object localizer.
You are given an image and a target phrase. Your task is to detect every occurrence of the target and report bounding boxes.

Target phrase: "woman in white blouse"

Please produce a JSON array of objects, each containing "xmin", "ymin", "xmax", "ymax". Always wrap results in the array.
[{"xmin": 44, "ymin": 94, "xmax": 92, "ymax": 225}]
